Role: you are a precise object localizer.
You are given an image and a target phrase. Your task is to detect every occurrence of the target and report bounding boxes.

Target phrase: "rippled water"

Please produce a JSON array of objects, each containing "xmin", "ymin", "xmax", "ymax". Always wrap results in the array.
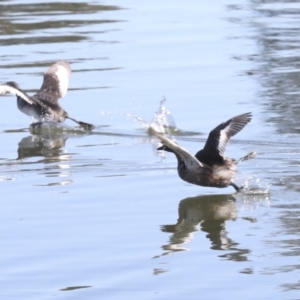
[{"xmin": 1, "ymin": 0, "xmax": 300, "ymax": 299}]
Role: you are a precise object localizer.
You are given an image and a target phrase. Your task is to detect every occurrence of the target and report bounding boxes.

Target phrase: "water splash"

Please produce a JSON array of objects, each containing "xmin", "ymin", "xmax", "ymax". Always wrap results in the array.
[
  {"xmin": 235, "ymin": 191, "xmax": 271, "ymax": 215},
  {"xmin": 130, "ymin": 99, "xmax": 179, "ymax": 158},
  {"xmin": 236, "ymin": 174, "xmax": 271, "ymax": 195},
  {"xmin": 131, "ymin": 98, "xmax": 178, "ymax": 134},
  {"xmin": 150, "ymin": 98, "xmax": 177, "ymax": 133}
]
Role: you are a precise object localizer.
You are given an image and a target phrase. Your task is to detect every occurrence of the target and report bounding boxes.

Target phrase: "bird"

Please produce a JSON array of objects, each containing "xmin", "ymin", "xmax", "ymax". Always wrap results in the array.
[
  {"xmin": 0, "ymin": 61, "xmax": 94, "ymax": 131},
  {"xmin": 149, "ymin": 112, "xmax": 256, "ymax": 192}
]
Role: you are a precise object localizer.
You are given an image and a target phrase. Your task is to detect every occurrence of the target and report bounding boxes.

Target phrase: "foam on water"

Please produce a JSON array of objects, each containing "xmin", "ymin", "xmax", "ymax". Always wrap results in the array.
[{"xmin": 236, "ymin": 174, "xmax": 271, "ymax": 195}]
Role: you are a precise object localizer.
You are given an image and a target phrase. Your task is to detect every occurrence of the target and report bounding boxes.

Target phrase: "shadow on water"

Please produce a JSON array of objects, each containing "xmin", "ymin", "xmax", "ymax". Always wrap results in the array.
[
  {"xmin": 0, "ymin": 2, "xmax": 123, "ymax": 46},
  {"xmin": 60, "ymin": 285, "xmax": 92, "ymax": 292},
  {"xmin": 157, "ymin": 193, "xmax": 268, "ymax": 260}
]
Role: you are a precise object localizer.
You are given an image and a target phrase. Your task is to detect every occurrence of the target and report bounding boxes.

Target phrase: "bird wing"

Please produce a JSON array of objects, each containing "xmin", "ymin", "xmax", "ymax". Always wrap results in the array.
[
  {"xmin": 34, "ymin": 60, "xmax": 71, "ymax": 103},
  {"xmin": 0, "ymin": 82, "xmax": 36, "ymax": 105},
  {"xmin": 202, "ymin": 112, "xmax": 252, "ymax": 159},
  {"xmin": 149, "ymin": 126, "xmax": 210, "ymax": 170}
]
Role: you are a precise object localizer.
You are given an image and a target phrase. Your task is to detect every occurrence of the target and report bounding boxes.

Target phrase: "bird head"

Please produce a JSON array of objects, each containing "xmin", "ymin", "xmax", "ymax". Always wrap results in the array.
[
  {"xmin": 157, "ymin": 144, "xmax": 174, "ymax": 153},
  {"xmin": 6, "ymin": 81, "xmax": 21, "ymax": 90}
]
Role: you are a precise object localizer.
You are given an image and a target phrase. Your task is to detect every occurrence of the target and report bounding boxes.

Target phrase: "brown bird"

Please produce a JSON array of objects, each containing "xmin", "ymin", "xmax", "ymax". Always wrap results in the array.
[
  {"xmin": 150, "ymin": 112, "xmax": 256, "ymax": 191},
  {"xmin": 0, "ymin": 61, "xmax": 94, "ymax": 130}
]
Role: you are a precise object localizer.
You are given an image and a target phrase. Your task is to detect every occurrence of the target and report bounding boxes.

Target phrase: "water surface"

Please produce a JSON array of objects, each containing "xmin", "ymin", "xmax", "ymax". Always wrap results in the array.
[{"xmin": 1, "ymin": 0, "xmax": 300, "ymax": 299}]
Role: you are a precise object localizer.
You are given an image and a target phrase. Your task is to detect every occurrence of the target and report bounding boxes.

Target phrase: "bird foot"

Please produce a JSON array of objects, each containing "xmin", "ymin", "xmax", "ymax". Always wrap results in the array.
[
  {"xmin": 78, "ymin": 121, "xmax": 95, "ymax": 131},
  {"xmin": 230, "ymin": 182, "xmax": 244, "ymax": 192},
  {"xmin": 30, "ymin": 122, "xmax": 43, "ymax": 129},
  {"xmin": 239, "ymin": 150, "xmax": 257, "ymax": 163}
]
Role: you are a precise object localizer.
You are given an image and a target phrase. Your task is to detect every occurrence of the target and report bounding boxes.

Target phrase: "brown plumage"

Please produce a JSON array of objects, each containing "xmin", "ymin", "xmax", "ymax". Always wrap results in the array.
[
  {"xmin": 0, "ymin": 61, "xmax": 94, "ymax": 130},
  {"xmin": 150, "ymin": 112, "xmax": 256, "ymax": 191}
]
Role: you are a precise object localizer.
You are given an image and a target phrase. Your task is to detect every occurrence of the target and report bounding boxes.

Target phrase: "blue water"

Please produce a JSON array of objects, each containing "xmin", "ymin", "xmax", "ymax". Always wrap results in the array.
[{"xmin": 1, "ymin": 0, "xmax": 300, "ymax": 299}]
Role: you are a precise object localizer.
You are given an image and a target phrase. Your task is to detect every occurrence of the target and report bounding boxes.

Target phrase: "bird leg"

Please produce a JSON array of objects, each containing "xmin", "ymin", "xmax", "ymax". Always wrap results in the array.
[
  {"xmin": 230, "ymin": 182, "xmax": 243, "ymax": 192},
  {"xmin": 66, "ymin": 116, "xmax": 95, "ymax": 131},
  {"xmin": 30, "ymin": 122, "xmax": 43, "ymax": 129}
]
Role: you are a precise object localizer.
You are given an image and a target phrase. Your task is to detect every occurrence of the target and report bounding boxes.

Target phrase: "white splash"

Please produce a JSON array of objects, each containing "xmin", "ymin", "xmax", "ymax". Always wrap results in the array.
[
  {"xmin": 131, "ymin": 98, "xmax": 177, "ymax": 134},
  {"xmin": 236, "ymin": 174, "xmax": 271, "ymax": 195}
]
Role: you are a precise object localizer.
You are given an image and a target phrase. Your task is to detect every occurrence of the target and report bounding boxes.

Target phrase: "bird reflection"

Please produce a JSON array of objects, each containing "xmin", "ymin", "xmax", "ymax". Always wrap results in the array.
[
  {"xmin": 14, "ymin": 126, "xmax": 90, "ymax": 186},
  {"xmin": 17, "ymin": 128, "xmax": 68, "ymax": 160},
  {"xmin": 160, "ymin": 194, "xmax": 238, "ymax": 255}
]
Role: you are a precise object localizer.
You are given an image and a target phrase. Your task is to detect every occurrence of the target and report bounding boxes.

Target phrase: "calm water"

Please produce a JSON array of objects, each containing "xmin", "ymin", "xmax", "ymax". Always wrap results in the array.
[{"xmin": 1, "ymin": 0, "xmax": 300, "ymax": 299}]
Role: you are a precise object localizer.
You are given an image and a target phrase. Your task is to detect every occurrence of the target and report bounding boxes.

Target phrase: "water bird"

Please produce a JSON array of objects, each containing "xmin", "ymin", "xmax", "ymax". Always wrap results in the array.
[
  {"xmin": 150, "ymin": 112, "xmax": 256, "ymax": 192},
  {"xmin": 0, "ymin": 61, "xmax": 94, "ymax": 130}
]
